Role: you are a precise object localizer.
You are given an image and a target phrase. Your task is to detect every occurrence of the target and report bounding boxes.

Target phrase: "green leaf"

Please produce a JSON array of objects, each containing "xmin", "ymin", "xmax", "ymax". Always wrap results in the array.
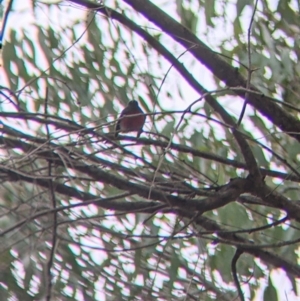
[
  {"xmin": 236, "ymin": 0, "xmax": 252, "ymax": 16},
  {"xmin": 168, "ymin": 250, "xmax": 180, "ymax": 290},
  {"xmin": 204, "ymin": 0, "xmax": 215, "ymax": 27},
  {"xmin": 162, "ymin": 119, "xmax": 175, "ymax": 136},
  {"xmin": 263, "ymin": 276, "xmax": 278, "ymax": 301},
  {"xmin": 251, "ymin": 144, "xmax": 269, "ymax": 168}
]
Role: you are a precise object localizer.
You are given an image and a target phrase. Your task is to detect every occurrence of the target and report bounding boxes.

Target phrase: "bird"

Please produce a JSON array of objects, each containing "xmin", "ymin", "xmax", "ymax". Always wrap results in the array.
[{"xmin": 115, "ymin": 100, "xmax": 146, "ymax": 138}]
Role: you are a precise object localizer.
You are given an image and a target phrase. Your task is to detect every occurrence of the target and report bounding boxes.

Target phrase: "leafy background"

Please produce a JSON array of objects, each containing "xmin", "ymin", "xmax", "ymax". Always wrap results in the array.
[{"xmin": 0, "ymin": 0, "xmax": 300, "ymax": 300}]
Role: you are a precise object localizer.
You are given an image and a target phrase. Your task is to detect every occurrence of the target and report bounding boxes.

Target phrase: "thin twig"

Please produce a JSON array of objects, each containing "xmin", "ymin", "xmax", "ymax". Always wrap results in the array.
[
  {"xmin": 45, "ymin": 87, "xmax": 57, "ymax": 301},
  {"xmin": 0, "ymin": 0, "xmax": 14, "ymax": 48},
  {"xmin": 236, "ymin": 0, "xmax": 259, "ymax": 127},
  {"xmin": 231, "ymin": 249, "xmax": 245, "ymax": 301},
  {"xmin": 17, "ymin": 10, "xmax": 96, "ymax": 97}
]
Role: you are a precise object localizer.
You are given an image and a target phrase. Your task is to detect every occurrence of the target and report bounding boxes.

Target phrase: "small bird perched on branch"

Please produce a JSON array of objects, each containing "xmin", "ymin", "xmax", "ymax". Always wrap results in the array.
[{"xmin": 115, "ymin": 100, "xmax": 146, "ymax": 138}]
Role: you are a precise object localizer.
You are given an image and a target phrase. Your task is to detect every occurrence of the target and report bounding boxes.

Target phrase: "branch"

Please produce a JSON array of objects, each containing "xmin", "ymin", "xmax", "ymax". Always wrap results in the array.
[
  {"xmin": 2, "ymin": 124, "xmax": 299, "ymax": 182},
  {"xmin": 0, "ymin": 190, "xmax": 163, "ymax": 237},
  {"xmin": 191, "ymin": 215, "xmax": 300, "ymax": 277},
  {"xmin": 246, "ymin": 178, "xmax": 300, "ymax": 222},
  {"xmin": 0, "ymin": 162, "xmax": 246, "ymax": 213}
]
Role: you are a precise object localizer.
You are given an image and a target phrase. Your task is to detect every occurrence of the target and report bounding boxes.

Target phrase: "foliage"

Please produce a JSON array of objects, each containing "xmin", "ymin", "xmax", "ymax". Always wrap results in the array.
[{"xmin": 0, "ymin": 0, "xmax": 300, "ymax": 300}]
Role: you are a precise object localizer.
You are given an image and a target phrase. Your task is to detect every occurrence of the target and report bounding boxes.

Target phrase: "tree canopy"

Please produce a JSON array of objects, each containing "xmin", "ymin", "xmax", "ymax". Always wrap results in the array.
[{"xmin": 1, "ymin": 0, "xmax": 300, "ymax": 300}]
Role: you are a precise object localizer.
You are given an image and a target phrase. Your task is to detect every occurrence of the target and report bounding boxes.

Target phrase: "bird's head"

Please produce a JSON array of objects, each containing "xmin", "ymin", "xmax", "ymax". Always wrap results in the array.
[{"xmin": 128, "ymin": 100, "xmax": 138, "ymax": 106}]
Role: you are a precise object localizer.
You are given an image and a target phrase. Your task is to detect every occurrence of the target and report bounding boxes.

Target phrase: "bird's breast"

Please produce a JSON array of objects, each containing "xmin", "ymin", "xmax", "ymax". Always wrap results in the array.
[{"xmin": 120, "ymin": 114, "xmax": 145, "ymax": 131}]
